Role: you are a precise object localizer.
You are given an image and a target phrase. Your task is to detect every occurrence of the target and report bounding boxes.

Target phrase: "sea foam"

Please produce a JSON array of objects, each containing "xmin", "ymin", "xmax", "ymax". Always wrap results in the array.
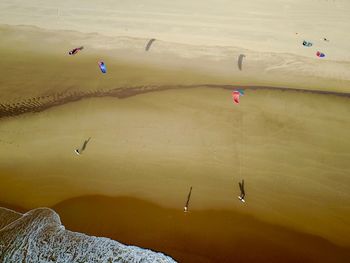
[{"xmin": 0, "ymin": 207, "xmax": 176, "ymax": 263}]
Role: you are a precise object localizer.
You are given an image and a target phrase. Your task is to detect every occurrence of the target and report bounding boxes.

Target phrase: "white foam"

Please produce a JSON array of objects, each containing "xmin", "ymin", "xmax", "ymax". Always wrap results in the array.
[{"xmin": 0, "ymin": 207, "xmax": 176, "ymax": 263}]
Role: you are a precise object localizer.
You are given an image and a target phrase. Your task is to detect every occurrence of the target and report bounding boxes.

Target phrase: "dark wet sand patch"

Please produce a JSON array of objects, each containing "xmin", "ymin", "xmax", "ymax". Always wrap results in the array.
[
  {"xmin": 6, "ymin": 195, "xmax": 344, "ymax": 263},
  {"xmin": 1, "ymin": 83, "xmax": 349, "ymax": 119}
]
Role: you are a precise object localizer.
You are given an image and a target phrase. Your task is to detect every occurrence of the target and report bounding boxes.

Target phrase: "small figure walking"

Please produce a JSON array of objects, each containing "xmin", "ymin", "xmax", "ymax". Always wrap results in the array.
[
  {"xmin": 238, "ymin": 179, "xmax": 245, "ymax": 203},
  {"xmin": 184, "ymin": 186, "xmax": 193, "ymax": 212},
  {"xmin": 75, "ymin": 137, "xmax": 91, "ymax": 155}
]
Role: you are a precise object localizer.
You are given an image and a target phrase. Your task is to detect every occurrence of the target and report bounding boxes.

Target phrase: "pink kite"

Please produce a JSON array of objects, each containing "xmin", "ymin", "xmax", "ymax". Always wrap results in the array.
[
  {"xmin": 232, "ymin": 90, "xmax": 244, "ymax": 104},
  {"xmin": 232, "ymin": 91, "xmax": 240, "ymax": 104}
]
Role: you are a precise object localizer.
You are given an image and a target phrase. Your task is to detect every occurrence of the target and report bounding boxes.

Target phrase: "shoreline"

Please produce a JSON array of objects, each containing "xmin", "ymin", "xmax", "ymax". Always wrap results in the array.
[
  {"xmin": 2, "ymin": 195, "xmax": 350, "ymax": 263},
  {"xmin": 0, "ymin": 206, "xmax": 176, "ymax": 262}
]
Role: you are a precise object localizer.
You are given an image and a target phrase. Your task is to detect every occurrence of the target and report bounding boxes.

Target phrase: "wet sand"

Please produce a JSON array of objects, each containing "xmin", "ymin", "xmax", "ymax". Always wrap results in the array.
[
  {"xmin": 1, "ymin": 86, "xmax": 349, "ymax": 247},
  {"xmin": 53, "ymin": 196, "xmax": 350, "ymax": 263},
  {"xmin": 2, "ymin": 82, "xmax": 350, "ymax": 119},
  {"xmin": 3, "ymin": 195, "xmax": 350, "ymax": 263}
]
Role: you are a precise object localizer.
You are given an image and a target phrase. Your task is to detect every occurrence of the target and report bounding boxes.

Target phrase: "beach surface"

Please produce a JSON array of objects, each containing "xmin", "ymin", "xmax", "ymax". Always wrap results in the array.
[
  {"xmin": 1, "ymin": 0, "xmax": 350, "ymax": 94},
  {"xmin": 1, "ymin": 0, "xmax": 350, "ymax": 59},
  {"xmin": 0, "ymin": 1, "xmax": 350, "ymax": 262},
  {"xmin": 1, "ymin": 80, "xmax": 350, "ymax": 245}
]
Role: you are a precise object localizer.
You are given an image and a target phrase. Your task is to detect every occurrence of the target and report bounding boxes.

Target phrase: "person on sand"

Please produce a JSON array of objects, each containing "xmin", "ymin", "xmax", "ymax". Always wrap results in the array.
[
  {"xmin": 184, "ymin": 186, "xmax": 193, "ymax": 212},
  {"xmin": 75, "ymin": 137, "xmax": 91, "ymax": 155},
  {"xmin": 238, "ymin": 180, "xmax": 245, "ymax": 203}
]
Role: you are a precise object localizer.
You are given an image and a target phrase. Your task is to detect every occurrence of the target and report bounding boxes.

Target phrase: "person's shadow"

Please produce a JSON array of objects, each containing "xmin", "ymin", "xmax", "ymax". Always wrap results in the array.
[
  {"xmin": 81, "ymin": 137, "xmax": 91, "ymax": 152},
  {"xmin": 238, "ymin": 54, "xmax": 246, "ymax": 71}
]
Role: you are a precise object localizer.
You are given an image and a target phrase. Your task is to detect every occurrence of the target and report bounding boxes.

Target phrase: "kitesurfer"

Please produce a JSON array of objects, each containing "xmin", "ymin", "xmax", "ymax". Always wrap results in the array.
[
  {"xmin": 184, "ymin": 186, "xmax": 193, "ymax": 212},
  {"xmin": 75, "ymin": 137, "xmax": 91, "ymax": 155},
  {"xmin": 238, "ymin": 180, "xmax": 245, "ymax": 203}
]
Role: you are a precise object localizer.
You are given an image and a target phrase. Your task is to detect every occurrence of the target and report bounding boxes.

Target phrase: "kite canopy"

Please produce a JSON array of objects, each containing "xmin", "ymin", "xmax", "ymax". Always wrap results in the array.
[
  {"xmin": 68, "ymin": 46, "xmax": 84, "ymax": 55},
  {"xmin": 237, "ymin": 89, "xmax": 244, "ymax": 96},
  {"xmin": 302, "ymin": 40, "xmax": 313, "ymax": 47},
  {"xmin": 98, "ymin": 61, "xmax": 107, "ymax": 73},
  {"xmin": 316, "ymin": 51, "xmax": 325, "ymax": 58},
  {"xmin": 232, "ymin": 89, "xmax": 244, "ymax": 104}
]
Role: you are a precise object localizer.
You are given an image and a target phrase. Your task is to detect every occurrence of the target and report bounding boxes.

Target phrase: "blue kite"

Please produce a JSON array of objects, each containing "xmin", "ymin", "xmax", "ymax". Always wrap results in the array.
[{"xmin": 98, "ymin": 61, "xmax": 107, "ymax": 74}]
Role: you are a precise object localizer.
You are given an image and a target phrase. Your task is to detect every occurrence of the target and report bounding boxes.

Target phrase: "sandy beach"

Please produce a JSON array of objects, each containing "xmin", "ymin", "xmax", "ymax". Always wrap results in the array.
[
  {"xmin": 0, "ymin": 1, "xmax": 350, "ymax": 262},
  {"xmin": 1, "ymin": 0, "xmax": 350, "ymax": 58}
]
